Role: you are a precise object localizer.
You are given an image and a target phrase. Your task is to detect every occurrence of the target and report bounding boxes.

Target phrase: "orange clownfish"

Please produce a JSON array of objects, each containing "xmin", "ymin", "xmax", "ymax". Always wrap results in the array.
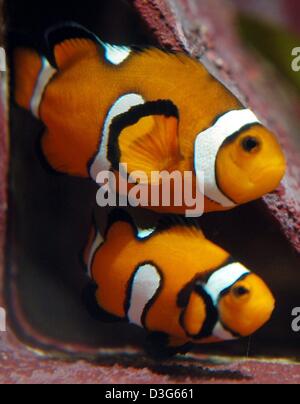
[
  {"xmin": 13, "ymin": 23, "xmax": 286, "ymax": 214},
  {"xmin": 83, "ymin": 210, "xmax": 275, "ymax": 357}
]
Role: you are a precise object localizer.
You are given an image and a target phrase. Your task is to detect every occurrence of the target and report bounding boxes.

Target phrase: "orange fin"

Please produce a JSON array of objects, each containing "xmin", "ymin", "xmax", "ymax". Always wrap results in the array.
[
  {"xmin": 105, "ymin": 209, "xmax": 136, "ymax": 244},
  {"xmin": 46, "ymin": 22, "xmax": 100, "ymax": 69},
  {"xmin": 13, "ymin": 48, "xmax": 43, "ymax": 111},
  {"xmin": 54, "ymin": 38, "xmax": 99, "ymax": 69},
  {"xmin": 107, "ymin": 100, "xmax": 182, "ymax": 185},
  {"xmin": 156, "ymin": 215, "xmax": 205, "ymax": 239},
  {"xmin": 182, "ymin": 292, "xmax": 206, "ymax": 337}
]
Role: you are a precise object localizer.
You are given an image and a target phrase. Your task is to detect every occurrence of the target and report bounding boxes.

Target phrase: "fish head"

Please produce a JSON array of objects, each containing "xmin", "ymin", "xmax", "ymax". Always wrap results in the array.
[
  {"xmin": 216, "ymin": 124, "xmax": 286, "ymax": 205},
  {"xmin": 217, "ymin": 272, "xmax": 275, "ymax": 338}
]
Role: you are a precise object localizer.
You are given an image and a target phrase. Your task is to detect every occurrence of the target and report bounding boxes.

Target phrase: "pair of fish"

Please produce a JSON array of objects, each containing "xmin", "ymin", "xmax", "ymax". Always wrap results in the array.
[{"xmin": 13, "ymin": 23, "xmax": 282, "ymax": 356}]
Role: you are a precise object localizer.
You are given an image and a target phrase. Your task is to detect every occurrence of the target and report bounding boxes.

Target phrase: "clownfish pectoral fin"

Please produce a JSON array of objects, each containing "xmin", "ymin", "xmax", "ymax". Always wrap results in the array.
[
  {"xmin": 45, "ymin": 22, "xmax": 100, "ymax": 69},
  {"xmin": 182, "ymin": 291, "xmax": 207, "ymax": 338},
  {"xmin": 144, "ymin": 333, "xmax": 191, "ymax": 360},
  {"xmin": 82, "ymin": 281, "xmax": 123, "ymax": 324},
  {"xmin": 107, "ymin": 100, "xmax": 182, "ymax": 185}
]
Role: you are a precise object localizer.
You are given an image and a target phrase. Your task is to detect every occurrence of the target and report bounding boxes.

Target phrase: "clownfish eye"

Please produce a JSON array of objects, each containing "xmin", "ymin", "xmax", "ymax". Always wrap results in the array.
[
  {"xmin": 232, "ymin": 285, "xmax": 250, "ymax": 298},
  {"xmin": 241, "ymin": 136, "xmax": 261, "ymax": 153}
]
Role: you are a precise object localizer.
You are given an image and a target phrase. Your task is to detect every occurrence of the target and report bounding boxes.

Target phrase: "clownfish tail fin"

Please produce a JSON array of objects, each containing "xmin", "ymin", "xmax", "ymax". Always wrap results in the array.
[{"xmin": 13, "ymin": 48, "xmax": 56, "ymax": 118}]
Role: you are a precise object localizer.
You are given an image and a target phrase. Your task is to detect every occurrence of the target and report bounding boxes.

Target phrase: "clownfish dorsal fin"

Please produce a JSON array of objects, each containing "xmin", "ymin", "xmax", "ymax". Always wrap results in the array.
[
  {"xmin": 105, "ymin": 209, "xmax": 137, "ymax": 243},
  {"xmin": 107, "ymin": 100, "xmax": 183, "ymax": 185},
  {"xmin": 156, "ymin": 215, "xmax": 204, "ymax": 239},
  {"xmin": 45, "ymin": 22, "xmax": 101, "ymax": 69}
]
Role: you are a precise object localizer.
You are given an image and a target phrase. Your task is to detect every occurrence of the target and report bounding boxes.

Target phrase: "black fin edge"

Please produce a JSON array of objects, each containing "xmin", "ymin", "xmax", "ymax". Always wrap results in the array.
[
  {"xmin": 45, "ymin": 21, "xmax": 100, "ymax": 68},
  {"xmin": 105, "ymin": 209, "xmax": 137, "ymax": 238},
  {"xmin": 156, "ymin": 215, "xmax": 201, "ymax": 234}
]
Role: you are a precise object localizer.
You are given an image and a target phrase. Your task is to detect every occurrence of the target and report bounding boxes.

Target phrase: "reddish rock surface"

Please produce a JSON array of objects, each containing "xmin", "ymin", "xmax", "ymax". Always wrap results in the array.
[{"xmin": 1, "ymin": 332, "xmax": 300, "ymax": 384}]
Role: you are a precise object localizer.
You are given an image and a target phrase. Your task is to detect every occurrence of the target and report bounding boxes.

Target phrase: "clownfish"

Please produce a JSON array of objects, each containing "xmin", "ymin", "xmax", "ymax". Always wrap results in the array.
[
  {"xmin": 13, "ymin": 23, "xmax": 286, "ymax": 214},
  {"xmin": 83, "ymin": 210, "xmax": 275, "ymax": 357}
]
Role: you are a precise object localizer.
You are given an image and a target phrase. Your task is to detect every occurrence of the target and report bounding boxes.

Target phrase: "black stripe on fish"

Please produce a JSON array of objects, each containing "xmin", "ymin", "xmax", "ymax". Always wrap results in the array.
[
  {"xmin": 178, "ymin": 275, "xmax": 218, "ymax": 339},
  {"xmin": 191, "ymin": 281, "xmax": 219, "ymax": 340},
  {"xmin": 219, "ymin": 321, "xmax": 242, "ymax": 339},
  {"xmin": 177, "ymin": 277, "xmax": 198, "ymax": 309}
]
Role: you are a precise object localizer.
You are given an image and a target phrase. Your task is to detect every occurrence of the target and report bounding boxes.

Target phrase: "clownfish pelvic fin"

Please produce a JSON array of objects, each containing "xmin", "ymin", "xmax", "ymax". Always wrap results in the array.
[{"xmin": 144, "ymin": 332, "xmax": 192, "ymax": 360}]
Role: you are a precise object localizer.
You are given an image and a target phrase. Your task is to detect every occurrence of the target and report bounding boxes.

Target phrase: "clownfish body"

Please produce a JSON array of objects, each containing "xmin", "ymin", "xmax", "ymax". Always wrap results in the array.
[
  {"xmin": 83, "ymin": 210, "xmax": 275, "ymax": 356},
  {"xmin": 13, "ymin": 23, "xmax": 286, "ymax": 214}
]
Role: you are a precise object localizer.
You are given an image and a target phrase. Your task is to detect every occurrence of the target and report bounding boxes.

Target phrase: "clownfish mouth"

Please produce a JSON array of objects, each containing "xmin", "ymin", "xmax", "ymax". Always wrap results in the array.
[
  {"xmin": 250, "ymin": 163, "xmax": 286, "ymax": 185},
  {"xmin": 230, "ymin": 163, "xmax": 286, "ymax": 204}
]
